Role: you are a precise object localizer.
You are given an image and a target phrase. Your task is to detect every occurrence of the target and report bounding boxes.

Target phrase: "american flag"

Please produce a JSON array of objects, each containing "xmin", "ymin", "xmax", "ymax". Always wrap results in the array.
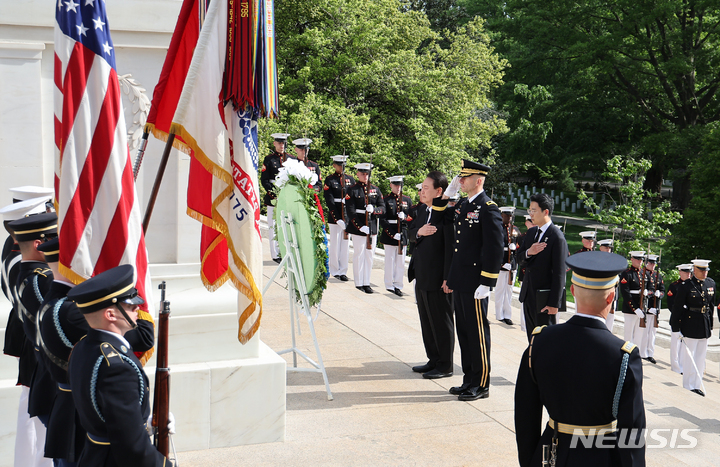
[{"xmin": 53, "ymin": 0, "xmax": 154, "ymax": 359}]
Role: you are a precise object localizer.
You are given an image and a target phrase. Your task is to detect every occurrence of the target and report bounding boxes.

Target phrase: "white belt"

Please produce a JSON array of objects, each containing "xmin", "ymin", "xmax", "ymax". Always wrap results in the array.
[
  {"xmin": 503, "ymin": 247, "xmax": 509, "ymax": 251},
  {"xmin": 333, "ymin": 198, "xmax": 343, "ymax": 202},
  {"xmin": 388, "ymin": 220, "xmax": 397, "ymax": 224},
  {"xmin": 629, "ymin": 290, "xmax": 640, "ymax": 295}
]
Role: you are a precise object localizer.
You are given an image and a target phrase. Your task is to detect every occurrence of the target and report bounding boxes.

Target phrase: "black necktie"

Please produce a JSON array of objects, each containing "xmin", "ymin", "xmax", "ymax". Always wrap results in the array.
[{"xmin": 535, "ymin": 228, "xmax": 542, "ymax": 243}]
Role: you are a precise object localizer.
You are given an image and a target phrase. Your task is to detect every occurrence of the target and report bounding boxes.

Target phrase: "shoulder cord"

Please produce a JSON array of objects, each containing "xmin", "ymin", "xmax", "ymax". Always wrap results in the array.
[
  {"xmin": 52, "ymin": 297, "xmax": 72, "ymax": 348},
  {"xmin": 612, "ymin": 353, "xmax": 630, "ymax": 419},
  {"xmin": 91, "ymin": 354, "xmax": 145, "ymax": 422},
  {"xmin": 32, "ymin": 275, "xmax": 43, "ymax": 304}
]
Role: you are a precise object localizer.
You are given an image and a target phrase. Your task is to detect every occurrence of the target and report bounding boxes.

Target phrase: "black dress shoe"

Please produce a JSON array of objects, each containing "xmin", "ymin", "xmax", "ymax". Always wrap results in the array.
[
  {"xmin": 422, "ymin": 369, "xmax": 452, "ymax": 379},
  {"xmin": 387, "ymin": 289, "xmax": 396, "ymax": 294},
  {"xmin": 647, "ymin": 357, "xmax": 657, "ymax": 364},
  {"xmin": 449, "ymin": 384, "xmax": 471, "ymax": 395},
  {"xmin": 412, "ymin": 363, "xmax": 434, "ymax": 373},
  {"xmin": 334, "ymin": 275, "xmax": 342, "ymax": 280},
  {"xmin": 338, "ymin": 275, "xmax": 349, "ymax": 282},
  {"xmin": 458, "ymin": 386, "xmax": 489, "ymax": 401},
  {"xmin": 504, "ymin": 318, "xmax": 514, "ymax": 325},
  {"xmin": 272, "ymin": 257, "xmax": 282, "ymax": 264},
  {"xmin": 394, "ymin": 288, "xmax": 404, "ymax": 297},
  {"xmin": 356, "ymin": 286, "xmax": 365, "ymax": 292},
  {"xmin": 691, "ymin": 388, "xmax": 705, "ymax": 397},
  {"xmin": 363, "ymin": 286, "xmax": 374, "ymax": 294}
]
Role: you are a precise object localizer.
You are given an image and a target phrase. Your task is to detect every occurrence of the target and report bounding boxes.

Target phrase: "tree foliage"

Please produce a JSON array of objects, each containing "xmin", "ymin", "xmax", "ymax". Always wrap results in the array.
[{"xmin": 261, "ymin": 0, "xmax": 507, "ymax": 194}]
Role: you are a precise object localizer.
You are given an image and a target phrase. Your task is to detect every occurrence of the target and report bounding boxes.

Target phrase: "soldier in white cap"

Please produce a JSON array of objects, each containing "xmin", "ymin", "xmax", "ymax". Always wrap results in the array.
[
  {"xmin": 323, "ymin": 155, "xmax": 355, "ymax": 281},
  {"xmin": 260, "ymin": 133, "xmax": 292, "ymax": 263},
  {"xmin": 596, "ymin": 239, "xmax": 618, "ymax": 330},
  {"xmin": 574, "ymin": 231, "xmax": 596, "ymax": 254},
  {"xmin": 292, "ymin": 138, "xmax": 321, "ymax": 191},
  {"xmin": 637, "ymin": 253, "xmax": 664, "ymax": 364},
  {"xmin": 597, "ymin": 238, "xmax": 613, "ymax": 252},
  {"xmin": 495, "ymin": 206, "xmax": 521, "ymax": 324},
  {"xmin": 380, "ymin": 176, "xmax": 412, "ymax": 296},
  {"xmin": 619, "ymin": 251, "xmax": 646, "ymax": 345},
  {"xmin": 666, "ymin": 263, "xmax": 693, "ymax": 374},
  {"xmin": 672, "ymin": 259, "xmax": 714, "ymax": 396}
]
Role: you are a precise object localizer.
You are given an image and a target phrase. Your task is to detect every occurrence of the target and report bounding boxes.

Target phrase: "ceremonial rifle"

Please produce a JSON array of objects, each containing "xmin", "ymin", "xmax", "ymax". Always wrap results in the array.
[
  {"xmin": 152, "ymin": 282, "xmax": 171, "ymax": 457},
  {"xmin": 397, "ymin": 180, "xmax": 404, "ymax": 256},
  {"xmin": 365, "ymin": 153, "xmax": 374, "ymax": 250},
  {"xmin": 341, "ymin": 149, "xmax": 348, "ymax": 241},
  {"xmin": 639, "ymin": 265, "xmax": 648, "ymax": 328}
]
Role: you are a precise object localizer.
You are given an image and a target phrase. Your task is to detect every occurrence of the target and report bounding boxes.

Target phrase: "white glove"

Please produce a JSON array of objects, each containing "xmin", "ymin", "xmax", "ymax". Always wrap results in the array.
[
  {"xmin": 509, "ymin": 243, "xmax": 517, "ymax": 251},
  {"xmin": 366, "ymin": 204, "xmax": 374, "ymax": 213},
  {"xmin": 634, "ymin": 308, "xmax": 645, "ymax": 318},
  {"xmin": 502, "ymin": 263, "xmax": 512, "ymax": 270},
  {"xmin": 444, "ymin": 176, "xmax": 461, "ymax": 198},
  {"xmin": 397, "ymin": 212, "xmax": 407, "ymax": 220},
  {"xmin": 393, "ymin": 233, "xmax": 402, "ymax": 241},
  {"xmin": 360, "ymin": 226, "xmax": 370, "ymax": 235},
  {"xmin": 654, "ymin": 290, "xmax": 662, "ymax": 298},
  {"xmin": 474, "ymin": 285, "xmax": 491, "ymax": 299},
  {"xmin": 147, "ymin": 412, "xmax": 176, "ymax": 435},
  {"xmin": 337, "ymin": 220, "xmax": 346, "ymax": 230},
  {"xmin": 648, "ymin": 308, "xmax": 657, "ymax": 315},
  {"xmin": 643, "ymin": 289, "xmax": 651, "ymax": 296}
]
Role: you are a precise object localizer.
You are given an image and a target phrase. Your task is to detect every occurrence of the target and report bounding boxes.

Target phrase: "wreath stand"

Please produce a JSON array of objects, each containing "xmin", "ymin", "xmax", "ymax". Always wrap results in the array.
[{"xmin": 263, "ymin": 210, "xmax": 333, "ymax": 401}]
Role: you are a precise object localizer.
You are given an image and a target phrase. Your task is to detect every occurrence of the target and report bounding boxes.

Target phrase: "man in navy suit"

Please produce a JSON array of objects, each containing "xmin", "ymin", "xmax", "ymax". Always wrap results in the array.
[{"xmin": 517, "ymin": 193, "xmax": 568, "ymax": 340}]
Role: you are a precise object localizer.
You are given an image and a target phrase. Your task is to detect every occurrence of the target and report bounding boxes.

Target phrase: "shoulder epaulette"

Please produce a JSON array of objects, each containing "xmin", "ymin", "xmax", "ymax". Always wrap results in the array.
[
  {"xmin": 33, "ymin": 267, "xmax": 51, "ymax": 277},
  {"xmin": 621, "ymin": 341, "xmax": 636, "ymax": 354},
  {"xmin": 532, "ymin": 325, "xmax": 547, "ymax": 335},
  {"xmin": 100, "ymin": 342, "xmax": 121, "ymax": 365},
  {"xmin": 486, "ymin": 200, "xmax": 497, "ymax": 206}
]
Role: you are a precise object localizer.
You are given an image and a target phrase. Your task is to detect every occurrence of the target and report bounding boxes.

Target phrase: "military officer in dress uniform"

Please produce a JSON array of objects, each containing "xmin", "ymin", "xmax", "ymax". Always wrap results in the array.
[
  {"xmin": 260, "ymin": 133, "xmax": 292, "ymax": 263},
  {"xmin": 380, "ymin": 176, "xmax": 412, "ymax": 296},
  {"xmin": 619, "ymin": 251, "xmax": 646, "ymax": 346},
  {"xmin": 598, "ymin": 238, "xmax": 613, "ymax": 253},
  {"xmin": 345, "ymin": 163, "xmax": 385, "ymax": 293},
  {"xmin": 443, "ymin": 160, "xmax": 504, "ymax": 401},
  {"xmin": 637, "ymin": 254, "xmax": 664, "ymax": 364},
  {"xmin": 323, "ymin": 155, "xmax": 355, "ymax": 282},
  {"xmin": 9, "ymin": 212, "xmax": 58, "ymax": 467},
  {"xmin": 292, "ymin": 138, "xmax": 322, "ymax": 191},
  {"xmin": 1, "ymin": 193, "xmax": 53, "ymax": 467},
  {"xmin": 666, "ymin": 263, "xmax": 692, "ymax": 374},
  {"xmin": 495, "ymin": 206, "xmax": 521, "ymax": 325},
  {"xmin": 67, "ymin": 265, "xmax": 171, "ymax": 466},
  {"xmin": 671, "ymin": 259, "xmax": 715, "ymax": 396},
  {"xmin": 597, "ymin": 239, "xmax": 618, "ymax": 331},
  {"xmin": 574, "ymin": 231, "xmax": 596, "ymax": 254},
  {"xmin": 515, "ymin": 251, "xmax": 645, "ymax": 467}
]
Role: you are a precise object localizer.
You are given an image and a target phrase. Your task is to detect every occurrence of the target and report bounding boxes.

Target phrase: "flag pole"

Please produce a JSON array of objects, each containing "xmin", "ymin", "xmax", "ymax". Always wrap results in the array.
[
  {"xmin": 142, "ymin": 132, "xmax": 176, "ymax": 233},
  {"xmin": 133, "ymin": 131, "xmax": 150, "ymax": 180}
]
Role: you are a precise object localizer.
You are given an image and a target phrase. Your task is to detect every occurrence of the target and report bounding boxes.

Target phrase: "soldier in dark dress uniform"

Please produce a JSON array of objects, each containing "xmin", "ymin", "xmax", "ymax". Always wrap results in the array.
[
  {"xmin": 444, "ymin": 160, "xmax": 504, "ymax": 401},
  {"xmin": 671, "ymin": 259, "xmax": 715, "ymax": 396},
  {"xmin": 380, "ymin": 176, "xmax": 412, "ymax": 296},
  {"xmin": 344, "ymin": 163, "xmax": 385, "ymax": 293},
  {"xmin": 9, "ymin": 212, "xmax": 58, "ymax": 465},
  {"xmin": 494, "ymin": 206, "xmax": 521, "ymax": 325},
  {"xmin": 260, "ymin": 133, "xmax": 291, "ymax": 263},
  {"xmin": 666, "ymin": 263, "xmax": 692, "ymax": 374},
  {"xmin": 574, "ymin": 231, "xmax": 596, "ymax": 254},
  {"xmin": 292, "ymin": 138, "xmax": 322, "ymax": 191},
  {"xmin": 637, "ymin": 254, "xmax": 664, "ymax": 364},
  {"xmin": 515, "ymin": 251, "xmax": 646, "ymax": 467},
  {"xmin": 67, "ymin": 265, "xmax": 171, "ymax": 467},
  {"xmin": 323, "ymin": 155, "xmax": 354, "ymax": 281},
  {"xmin": 597, "ymin": 239, "xmax": 617, "ymax": 330},
  {"xmin": 619, "ymin": 251, "xmax": 646, "ymax": 346}
]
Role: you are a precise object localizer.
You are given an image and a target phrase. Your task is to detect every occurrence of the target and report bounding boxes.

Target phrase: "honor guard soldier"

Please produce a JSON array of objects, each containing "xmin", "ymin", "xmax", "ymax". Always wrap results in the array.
[
  {"xmin": 619, "ymin": 251, "xmax": 646, "ymax": 346},
  {"xmin": 667, "ymin": 263, "xmax": 692, "ymax": 374},
  {"xmin": 495, "ymin": 206, "xmax": 521, "ymax": 325},
  {"xmin": 574, "ymin": 231, "xmax": 596, "ymax": 254},
  {"xmin": 515, "ymin": 251, "xmax": 645, "ymax": 467},
  {"xmin": 1, "ymin": 193, "xmax": 53, "ymax": 467},
  {"xmin": 10, "ymin": 212, "xmax": 57, "ymax": 467},
  {"xmin": 261, "ymin": 133, "xmax": 292, "ymax": 263},
  {"xmin": 345, "ymin": 163, "xmax": 385, "ymax": 293},
  {"xmin": 637, "ymin": 254, "xmax": 664, "ymax": 364},
  {"xmin": 597, "ymin": 239, "xmax": 618, "ymax": 331},
  {"xmin": 671, "ymin": 259, "xmax": 715, "ymax": 396},
  {"xmin": 380, "ymin": 176, "xmax": 412, "ymax": 296},
  {"xmin": 443, "ymin": 160, "xmax": 504, "ymax": 401},
  {"xmin": 67, "ymin": 265, "xmax": 171, "ymax": 466},
  {"xmin": 323, "ymin": 155, "xmax": 355, "ymax": 281},
  {"xmin": 292, "ymin": 138, "xmax": 322, "ymax": 191}
]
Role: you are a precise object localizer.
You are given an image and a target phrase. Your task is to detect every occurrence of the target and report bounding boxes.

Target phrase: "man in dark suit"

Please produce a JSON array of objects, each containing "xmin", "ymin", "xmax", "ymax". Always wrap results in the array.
[
  {"xmin": 445, "ymin": 160, "xmax": 504, "ymax": 401},
  {"xmin": 407, "ymin": 171, "xmax": 454, "ymax": 379},
  {"xmin": 515, "ymin": 251, "xmax": 646, "ymax": 466},
  {"xmin": 517, "ymin": 193, "xmax": 568, "ymax": 340}
]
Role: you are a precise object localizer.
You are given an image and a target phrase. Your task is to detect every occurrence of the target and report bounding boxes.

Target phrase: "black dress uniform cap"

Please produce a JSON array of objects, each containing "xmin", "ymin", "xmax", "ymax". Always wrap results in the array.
[
  {"xmin": 37, "ymin": 237, "xmax": 59, "ymax": 263},
  {"xmin": 458, "ymin": 159, "xmax": 490, "ymax": 177},
  {"xmin": 67, "ymin": 264, "xmax": 144, "ymax": 314},
  {"xmin": 271, "ymin": 133, "xmax": 290, "ymax": 142},
  {"xmin": 7, "ymin": 211, "xmax": 58, "ymax": 242},
  {"xmin": 566, "ymin": 251, "xmax": 628, "ymax": 290}
]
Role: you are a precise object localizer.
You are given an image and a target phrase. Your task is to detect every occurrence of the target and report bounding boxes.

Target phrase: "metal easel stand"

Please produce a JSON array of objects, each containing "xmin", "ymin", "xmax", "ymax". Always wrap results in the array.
[{"xmin": 262, "ymin": 210, "xmax": 333, "ymax": 401}]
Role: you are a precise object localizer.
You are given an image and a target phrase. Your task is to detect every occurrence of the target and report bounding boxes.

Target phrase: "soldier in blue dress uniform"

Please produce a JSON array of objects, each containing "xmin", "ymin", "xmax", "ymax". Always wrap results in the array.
[
  {"xmin": 515, "ymin": 251, "xmax": 646, "ymax": 466},
  {"xmin": 67, "ymin": 264, "xmax": 171, "ymax": 467}
]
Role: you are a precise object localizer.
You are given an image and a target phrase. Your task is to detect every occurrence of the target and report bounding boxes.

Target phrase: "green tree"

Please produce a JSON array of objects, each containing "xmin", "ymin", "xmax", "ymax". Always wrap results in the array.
[{"xmin": 268, "ymin": 0, "xmax": 507, "ymax": 192}]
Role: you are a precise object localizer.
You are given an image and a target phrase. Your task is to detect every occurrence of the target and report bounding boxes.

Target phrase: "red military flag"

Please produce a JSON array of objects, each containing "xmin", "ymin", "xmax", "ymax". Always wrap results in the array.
[{"xmin": 54, "ymin": 0, "xmax": 154, "ymax": 362}]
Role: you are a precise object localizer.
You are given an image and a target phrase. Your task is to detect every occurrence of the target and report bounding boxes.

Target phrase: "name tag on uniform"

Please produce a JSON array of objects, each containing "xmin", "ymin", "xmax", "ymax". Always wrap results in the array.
[
  {"xmin": 709, "ymin": 288, "xmax": 714, "ymax": 295},
  {"xmin": 467, "ymin": 212, "xmax": 479, "ymax": 220}
]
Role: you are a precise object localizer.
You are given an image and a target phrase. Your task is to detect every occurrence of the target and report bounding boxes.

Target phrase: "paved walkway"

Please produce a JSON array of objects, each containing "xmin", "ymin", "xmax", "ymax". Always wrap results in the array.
[{"xmin": 178, "ymin": 239, "xmax": 720, "ymax": 466}]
